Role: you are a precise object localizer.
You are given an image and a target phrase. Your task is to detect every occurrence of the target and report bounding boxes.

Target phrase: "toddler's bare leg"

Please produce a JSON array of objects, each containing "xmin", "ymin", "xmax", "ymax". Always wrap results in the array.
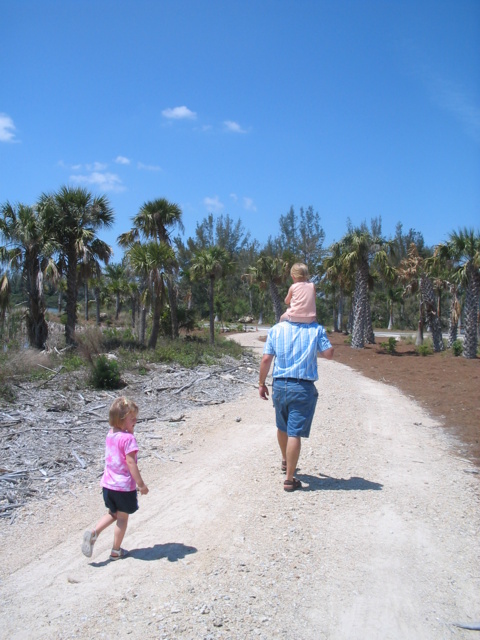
[{"xmin": 113, "ymin": 511, "xmax": 129, "ymax": 550}]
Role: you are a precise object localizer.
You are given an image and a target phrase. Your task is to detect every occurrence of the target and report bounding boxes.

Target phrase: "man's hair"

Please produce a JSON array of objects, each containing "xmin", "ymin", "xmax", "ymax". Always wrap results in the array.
[
  {"xmin": 109, "ymin": 396, "xmax": 139, "ymax": 428},
  {"xmin": 290, "ymin": 263, "xmax": 309, "ymax": 281}
]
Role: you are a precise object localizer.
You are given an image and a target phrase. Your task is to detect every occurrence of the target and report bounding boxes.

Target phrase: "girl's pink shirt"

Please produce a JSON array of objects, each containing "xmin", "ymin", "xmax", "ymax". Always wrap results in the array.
[
  {"xmin": 101, "ymin": 429, "xmax": 139, "ymax": 492},
  {"xmin": 287, "ymin": 282, "xmax": 316, "ymax": 319}
]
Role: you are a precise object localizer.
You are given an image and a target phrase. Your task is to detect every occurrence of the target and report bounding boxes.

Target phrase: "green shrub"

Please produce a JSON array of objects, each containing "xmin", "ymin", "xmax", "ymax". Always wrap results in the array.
[
  {"xmin": 451, "ymin": 339, "xmax": 463, "ymax": 357},
  {"xmin": 90, "ymin": 355, "xmax": 122, "ymax": 389},
  {"xmin": 416, "ymin": 344, "xmax": 432, "ymax": 357},
  {"xmin": 62, "ymin": 353, "xmax": 85, "ymax": 372},
  {"xmin": 380, "ymin": 337, "xmax": 397, "ymax": 354}
]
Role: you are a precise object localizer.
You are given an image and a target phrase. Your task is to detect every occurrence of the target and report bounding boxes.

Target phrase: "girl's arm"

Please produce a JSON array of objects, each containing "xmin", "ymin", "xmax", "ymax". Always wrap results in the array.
[
  {"xmin": 284, "ymin": 285, "xmax": 293, "ymax": 305},
  {"xmin": 126, "ymin": 452, "xmax": 149, "ymax": 494}
]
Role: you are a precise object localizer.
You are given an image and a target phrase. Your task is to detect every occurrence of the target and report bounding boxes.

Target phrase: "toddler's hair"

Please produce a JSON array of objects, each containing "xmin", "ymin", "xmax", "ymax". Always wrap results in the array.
[
  {"xmin": 109, "ymin": 396, "xmax": 139, "ymax": 428},
  {"xmin": 290, "ymin": 262, "xmax": 309, "ymax": 281}
]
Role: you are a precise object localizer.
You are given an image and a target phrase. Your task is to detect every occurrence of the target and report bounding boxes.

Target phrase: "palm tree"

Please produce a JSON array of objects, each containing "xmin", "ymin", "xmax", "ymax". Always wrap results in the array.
[
  {"xmin": 105, "ymin": 263, "xmax": 128, "ymax": 320},
  {"xmin": 435, "ymin": 229, "xmax": 480, "ymax": 359},
  {"xmin": 190, "ymin": 246, "xmax": 235, "ymax": 345},
  {"xmin": 0, "ymin": 202, "xmax": 57, "ymax": 349},
  {"xmin": 337, "ymin": 229, "xmax": 395, "ymax": 349},
  {"xmin": 125, "ymin": 241, "xmax": 176, "ymax": 348},
  {"xmin": 39, "ymin": 187, "xmax": 113, "ymax": 346},
  {"xmin": 398, "ymin": 244, "xmax": 445, "ymax": 352},
  {"xmin": 244, "ymin": 255, "xmax": 289, "ymax": 323},
  {"xmin": 78, "ymin": 243, "xmax": 113, "ymax": 322},
  {"xmin": 118, "ymin": 198, "xmax": 183, "ymax": 339},
  {"xmin": 323, "ymin": 242, "xmax": 355, "ymax": 332}
]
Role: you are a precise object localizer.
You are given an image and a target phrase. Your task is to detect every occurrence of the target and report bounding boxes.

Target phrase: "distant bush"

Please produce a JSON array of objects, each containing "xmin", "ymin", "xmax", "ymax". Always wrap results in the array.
[
  {"xmin": 90, "ymin": 355, "xmax": 122, "ymax": 389},
  {"xmin": 416, "ymin": 344, "xmax": 432, "ymax": 357},
  {"xmin": 380, "ymin": 337, "xmax": 397, "ymax": 354},
  {"xmin": 451, "ymin": 339, "xmax": 463, "ymax": 357}
]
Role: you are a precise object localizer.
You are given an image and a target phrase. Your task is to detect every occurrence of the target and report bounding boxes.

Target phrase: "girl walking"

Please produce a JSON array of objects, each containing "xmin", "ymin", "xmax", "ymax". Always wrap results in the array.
[{"xmin": 82, "ymin": 396, "xmax": 149, "ymax": 560}]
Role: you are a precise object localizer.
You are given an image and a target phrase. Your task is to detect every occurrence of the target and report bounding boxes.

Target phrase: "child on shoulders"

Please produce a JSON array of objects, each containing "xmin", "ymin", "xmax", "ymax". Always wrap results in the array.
[{"xmin": 280, "ymin": 262, "xmax": 317, "ymax": 324}]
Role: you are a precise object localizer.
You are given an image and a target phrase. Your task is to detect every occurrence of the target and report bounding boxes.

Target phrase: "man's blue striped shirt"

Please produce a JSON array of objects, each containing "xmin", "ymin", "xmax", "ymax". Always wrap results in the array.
[{"xmin": 263, "ymin": 322, "xmax": 332, "ymax": 381}]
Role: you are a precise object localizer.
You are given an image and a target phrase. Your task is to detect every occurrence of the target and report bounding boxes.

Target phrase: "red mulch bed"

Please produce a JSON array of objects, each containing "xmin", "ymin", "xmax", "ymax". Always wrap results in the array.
[{"xmin": 327, "ymin": 332, "xmax": 480, "ymax": 469}]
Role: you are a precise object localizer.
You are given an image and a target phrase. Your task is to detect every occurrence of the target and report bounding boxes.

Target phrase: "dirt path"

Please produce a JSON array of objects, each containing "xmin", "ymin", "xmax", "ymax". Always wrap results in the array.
[{"xmin": 1, "ymin": 332, "xmax": 479, "ymax": 639}]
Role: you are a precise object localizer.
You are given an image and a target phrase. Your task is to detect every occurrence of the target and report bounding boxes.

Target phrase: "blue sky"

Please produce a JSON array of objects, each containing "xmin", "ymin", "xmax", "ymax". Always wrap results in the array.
[{"xmin": 1, "ymin": 0, "xmax": 479, "ymax": 260}]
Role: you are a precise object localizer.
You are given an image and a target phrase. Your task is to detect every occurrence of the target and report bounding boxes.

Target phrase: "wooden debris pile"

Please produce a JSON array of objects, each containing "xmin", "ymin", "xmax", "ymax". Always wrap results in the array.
[{"xmin": 0, "ymin": 353, "xmax": 258, "ymax": 522}]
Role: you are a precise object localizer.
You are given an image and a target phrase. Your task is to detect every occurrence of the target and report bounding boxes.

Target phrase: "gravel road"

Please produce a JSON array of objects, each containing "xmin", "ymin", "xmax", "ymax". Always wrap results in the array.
[{"xmin": 0, "ymin": 331, "xmax": 479, "ymax": 640}]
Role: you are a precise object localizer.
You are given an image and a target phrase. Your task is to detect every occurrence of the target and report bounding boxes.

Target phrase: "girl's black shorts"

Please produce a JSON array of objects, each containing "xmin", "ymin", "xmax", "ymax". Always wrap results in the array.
[{"xmin": 102, "ymin": 488, "xmax": 139, "ymax": 515}]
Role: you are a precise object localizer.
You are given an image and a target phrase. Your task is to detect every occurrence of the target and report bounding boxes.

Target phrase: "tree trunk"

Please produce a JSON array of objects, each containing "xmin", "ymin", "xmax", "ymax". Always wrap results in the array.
[
  {"xmin": 269, "ymin": 281, "xmax": 283, "ymax": 323},
  {"xmin": 351, "ymin": 262, "xmax": 369, "ymax": 349},
  {"xmin": 94, "ymin": 286, "xmax": 101, "ymax": 326},
  {"xmin": 148, "ymin": 284, "xmax": 163, "ymax": 349},
  {"xmin": 166, "ymin": 273, "xmax": 179, "ymax": 339},
  {"xmin": 131, "ymin": 295, "xmax": 136, "ymax": 329},
  {"xmin": 337, "ymin": 289, "xmax": 344, "ymax": 332},
  {"xmin": 447, "ymin": 287, "xmax": 459, "ymax": 348},
  {"xmin": 364, "ymin": 296, "xmax": 376, "ymax": 344},
  {"xmin": 420, "ymin": 275, "xmax": 444, "ymax": 352},
  {"xmin": 84, "ymin": 282, "xmax": 89, "ymax": 321},
  {"xmin": 115, "ymin": 292, "xmax": 120, "ymax": 320},
  {"xmin": 65, "ymin": 249, "xmax": 78, "ymax": 346},
  {"xmin": 208, "ymin": 276, "xmax": 215, "ymax": 346},
  {"xmin": 388, "ymin": 300, "xmax": 394, "ymax": 330},
  {"xmin": 25, "ymin": 259, "xmax": 48, "ymax": 349},
  {"xmin": 463, "ymin": 265, "xmax": 480, "ymax": 359},
  {"xmin": 140, "ymin": 306, "xmax": 147, "ymax": 345},
  {"xmin": 415, "ymin": 299, "xmax": 424, "ymax": 346}
]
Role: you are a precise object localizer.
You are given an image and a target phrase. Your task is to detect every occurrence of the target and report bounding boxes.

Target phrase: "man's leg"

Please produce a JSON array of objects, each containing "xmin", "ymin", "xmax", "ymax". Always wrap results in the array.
[{"xmin": 277, "ymin": 429, "xmax": 301, "ymax": 482}]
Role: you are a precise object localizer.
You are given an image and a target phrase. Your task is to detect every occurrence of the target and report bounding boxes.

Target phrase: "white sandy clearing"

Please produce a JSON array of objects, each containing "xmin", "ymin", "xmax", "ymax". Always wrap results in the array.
[{"xmin": 0, "ymin": 332, "xmax": 479, "ymax": 640}]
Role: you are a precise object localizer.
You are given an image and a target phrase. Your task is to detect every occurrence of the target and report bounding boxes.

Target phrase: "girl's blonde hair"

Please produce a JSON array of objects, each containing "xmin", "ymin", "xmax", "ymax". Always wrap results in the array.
[
  {"xmin": 109, "ymin": 396, "xmax": 139, "ymax": 428},
  {"xmin": 290, "ymin": 262, "xmax": 309, "ymax": 281}
]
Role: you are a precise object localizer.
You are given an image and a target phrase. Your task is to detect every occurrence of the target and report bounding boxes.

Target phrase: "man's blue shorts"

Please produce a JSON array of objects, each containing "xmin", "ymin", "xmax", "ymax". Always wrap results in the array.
[{"xmin": 272, "ymin": 378, "xmax": 318, "ymax": 438}]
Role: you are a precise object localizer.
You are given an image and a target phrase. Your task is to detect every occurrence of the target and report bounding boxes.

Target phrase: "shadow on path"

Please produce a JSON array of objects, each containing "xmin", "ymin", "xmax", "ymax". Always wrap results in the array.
[
  {"xmin": 90, "ymin": 542, "xmax": 197, "ymax": 567},
  {"xmin": 297, "ymin": 473, "xmax": 383, "ymax": 492}
]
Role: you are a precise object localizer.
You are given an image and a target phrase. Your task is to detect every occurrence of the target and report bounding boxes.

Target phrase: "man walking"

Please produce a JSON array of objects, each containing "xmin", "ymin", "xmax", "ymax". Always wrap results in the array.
[{"xmin": 258, "ymin": 321, "xmax": 334, "ymax": 491}]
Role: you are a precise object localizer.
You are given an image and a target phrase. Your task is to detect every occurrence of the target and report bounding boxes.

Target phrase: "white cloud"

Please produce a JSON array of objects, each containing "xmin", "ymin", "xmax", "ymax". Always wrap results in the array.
[
  {"xmin": 224, "ymin": 120, "xmax": 246, "ymax": 133},
  {"xmin": 0, "ymin": 113, "xmax": 17, "ymax": 142},
  {"xmin": 162, "ymin": 106, "xmax": 197, "ymax": 120},
  {"xmin": 115, "ymin": 155, "xmax": 131, "ymax": 165},
  {"xmin": 431, "ymin": 76, "xmax": 480, "ymax": 142},
  {"xmin": 137, "ymin": 162, "xmax": 162, "ymax": 172},
  {"xmin": 243, "ymin": 197, "xmax": 257, "ymax": 212},
  {"xmin": 86, "ymin": 161, "xmax": 108, "ymax": 172},
  {"xmin": 230, "ymin": 193, "xmax": 238, "ymax": 202},
  {"xmin": 70, "ymin": 171, "xmax": 125, "ymax": 192},
  {"xmin": 204, "ymin": 196, "xmax": 224, "ymax": 213}
]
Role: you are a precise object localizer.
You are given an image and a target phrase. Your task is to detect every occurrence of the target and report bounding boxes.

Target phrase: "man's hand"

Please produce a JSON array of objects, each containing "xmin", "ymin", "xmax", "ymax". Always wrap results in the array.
[{"xmin": 259, "ymin": 384, "xmax": 269, "ymax": 400}]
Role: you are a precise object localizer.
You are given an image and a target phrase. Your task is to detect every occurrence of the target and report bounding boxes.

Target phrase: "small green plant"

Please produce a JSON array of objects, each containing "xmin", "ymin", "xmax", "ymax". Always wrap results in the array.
[
  {"xmin": 451, "ymin": 339, "xmax": 463, "ymax": 357},
  {"xmin": 62, "ymin": 353, "xmax": 85, "ymax": 372},
  {"xmin": 344, "ymin": 334, "xmax": 352, "ymax": 345},
  {"xmin": 380, "ymin": 337, "xmax": 397, "ymax": 354},
  {"xmin": 90, "ymin": 355, "xmax": 122, "ymax": 389},
  {"xmin": 416, "ymin": 343, "xmax": 433, "ymax": 357}
]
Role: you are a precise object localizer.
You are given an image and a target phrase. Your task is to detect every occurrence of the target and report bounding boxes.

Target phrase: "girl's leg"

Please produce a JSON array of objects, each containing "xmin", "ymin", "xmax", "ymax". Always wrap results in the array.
[
  {"xmin": 94, "ymin": 511, "xmax": 117, "ymax": 536},
  {"xmin": 112, "ymin": 511, "xmax": 129, "ymax": 550}
]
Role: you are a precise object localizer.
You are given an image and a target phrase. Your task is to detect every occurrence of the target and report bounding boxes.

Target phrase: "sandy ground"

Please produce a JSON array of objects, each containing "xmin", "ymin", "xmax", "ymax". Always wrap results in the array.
[{"xmin": 0, "ymin": 331, "xmax": 479, "ymax": 640}]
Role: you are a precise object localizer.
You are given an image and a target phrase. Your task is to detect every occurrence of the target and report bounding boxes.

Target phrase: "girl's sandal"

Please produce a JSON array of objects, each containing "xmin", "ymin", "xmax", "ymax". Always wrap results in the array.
[
  {"xmin": 110, "ymin": 548, "xmax": 128, "ymax": 560},
  {"xmin": 81, "ymin": 530, "xmax": 98, "ymax": 558}
]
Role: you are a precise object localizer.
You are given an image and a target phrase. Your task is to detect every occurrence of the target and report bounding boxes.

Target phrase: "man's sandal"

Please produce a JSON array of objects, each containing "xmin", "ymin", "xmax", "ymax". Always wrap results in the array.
[
  {"xmin": 81, "ymin": 530, "xmax": 98, "ymax": 558},
  {"xmin": 284, "ymin": 478, "xmax": 302, "ymax": 492},
  {"xmin": 281, "ymin": 460, "xmax": 287, "ymax": 473},
  {"xmin": 110, "ymin": 548, "xmax": 128, "ymax": 560}
]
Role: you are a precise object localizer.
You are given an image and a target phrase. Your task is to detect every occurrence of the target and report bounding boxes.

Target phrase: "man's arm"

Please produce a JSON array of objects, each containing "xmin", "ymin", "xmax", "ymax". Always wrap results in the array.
[
  {"xmin": 258, "ymin": 353, "xmax": 274, "ymax": 400},
  {"xmin": 319, "ymin": 346, "xmax": 334, "ymax": 360}
]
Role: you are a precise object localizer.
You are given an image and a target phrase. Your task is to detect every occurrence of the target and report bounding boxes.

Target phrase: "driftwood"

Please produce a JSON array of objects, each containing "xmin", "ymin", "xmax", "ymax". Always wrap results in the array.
[{"xmin": 0, "ymin": 352, "xmax": 258, "ymax": 521}]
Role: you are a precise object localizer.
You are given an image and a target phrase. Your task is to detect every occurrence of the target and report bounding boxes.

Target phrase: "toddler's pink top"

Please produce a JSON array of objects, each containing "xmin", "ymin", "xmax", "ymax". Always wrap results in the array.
[
  {"xmin": 286, "ymin": 282, "xmax": 316, "ymax": 320},
  {"xmin": 101, "ymin": 429, "xmax": 138, "ymax": 492}
]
